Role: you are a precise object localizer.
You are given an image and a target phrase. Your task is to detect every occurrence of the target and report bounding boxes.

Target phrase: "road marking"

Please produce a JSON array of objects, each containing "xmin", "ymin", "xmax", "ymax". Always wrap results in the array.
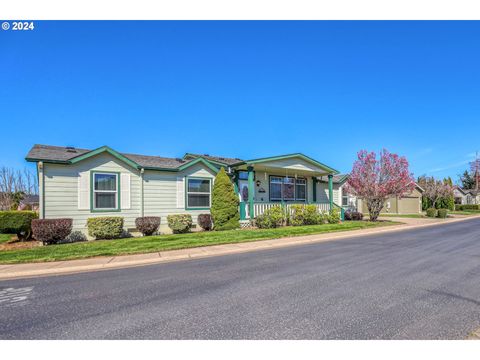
[{"xmin": 0, "ymin": 287, "xmax": 33, "ymax": 306}]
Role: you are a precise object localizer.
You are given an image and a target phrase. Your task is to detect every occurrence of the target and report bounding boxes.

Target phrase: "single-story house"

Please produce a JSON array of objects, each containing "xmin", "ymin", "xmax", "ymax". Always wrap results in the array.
[
  {"xmin": 340, "ymin": 179, "xmax": 424, "ymax": 215},
  {"xmin": 26, "ymin": 144, "xmax": 345, "ymax": 235},
  {"xmin": 453, "ymin": 186, "xmax": 469, "ymax": 205}
]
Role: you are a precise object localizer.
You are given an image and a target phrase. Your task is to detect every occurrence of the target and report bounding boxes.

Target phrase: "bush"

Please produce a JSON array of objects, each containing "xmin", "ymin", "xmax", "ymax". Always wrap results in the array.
[
  {"xmin": 255, "ymin": 205, "xmax": 286, "ymax": 229},
  {"xmin": 426, "ymin": 208, "xmax": 437, "ymax": 217},
  {"xmin": 344, "ymin": 210, "xmax": 364, "ymax": 221},
  {"xmin": 87, "ymin": 217, "xmax": 124, "ymax": 239},
  {"xmin": 290, "ymin": 204, "xmax": 322, "ymax": 226},
  {"xmin": 135, "ymin": 216, "xmax": 160, "ymax": 236},
  {"xmin": 455, "ymin": 204, "xmax": 480, "ymax": 211},
  {"xmin": 167, "ymin": 214, "xmax": 193, "ymax": 234},
  {"xmin": 197, "ymin": 214, "xmax": 213, "ymax": 231},
  {"xmin": 0, "ymin": 211, "xmax": 38, "ymax": 240},
  {"xmin": 31, "ymin": 218, "xmax": 73, "ymax": 245},
  {"xmin": 211, "ymin": 167, "xmax": 239, "ymax": 231},
  {"xmin": 437, "ymin": 208, "xmax": 448, "ymax": 218},
  {"xmin": 326, "ymin": 208, "xmax": 341, "ymax": 224},
  {"xmin": 61, "ymin": 230, "xmax": 87, "ymax": 244}
]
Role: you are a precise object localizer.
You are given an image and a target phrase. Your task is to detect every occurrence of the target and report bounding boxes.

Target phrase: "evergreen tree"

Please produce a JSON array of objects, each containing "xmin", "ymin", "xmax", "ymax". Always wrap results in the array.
[
  {"xmin": 459, "ymin": 170, "xmax": 475, "ymax": 190},
  {"xmin": 211, "ymin": 167, "xmax": 239, "ymax": 230}
]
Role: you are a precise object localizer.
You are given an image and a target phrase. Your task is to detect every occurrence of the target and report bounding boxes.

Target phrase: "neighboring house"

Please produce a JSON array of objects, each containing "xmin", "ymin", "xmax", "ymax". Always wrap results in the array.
[
  {"xmin": 453, "ymin": 186, "xmax": 469, "ymax": 205},
  {"xmin": 18, "ymin": 194, "xmax": 39, "ymax": 211},
  {"xmin": 465, "ymin": 189, "xmax": 480, "ymax": 205},
  {"xmin": 340, "ymin": 180, "xmax": 424, "ymax": 215},
  {"xmin": 26, "ymin": 144, "xmax": 343, "ymax": 234}
]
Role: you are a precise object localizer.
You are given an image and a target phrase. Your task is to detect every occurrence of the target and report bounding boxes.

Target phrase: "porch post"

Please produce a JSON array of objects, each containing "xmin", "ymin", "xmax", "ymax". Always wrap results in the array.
[
  {"xmin": 312, "ymin": 176, "xmax": 317, "ymax": 203},
  {"xmin": 328, "ymin": 174, "xmax": 333, "ymax": 210},
  {"xmin": 247, "ymin": 166, "xmax": 254, "ymax": 218}
]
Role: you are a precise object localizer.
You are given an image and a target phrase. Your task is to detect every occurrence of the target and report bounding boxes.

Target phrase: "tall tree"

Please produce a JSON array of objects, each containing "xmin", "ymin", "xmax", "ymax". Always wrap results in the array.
[
  {"xmin": 345, "ymin": 149, "xmax": 415, "ymax": 221},
  {"xmin": 459, "ymin": 170, "xmax": 475, "ymax": 190}
]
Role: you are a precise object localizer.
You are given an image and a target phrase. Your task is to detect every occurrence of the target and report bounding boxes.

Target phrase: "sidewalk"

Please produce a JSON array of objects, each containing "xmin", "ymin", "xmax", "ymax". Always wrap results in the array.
[{"xmin": 0, "ymin": 215, "xmax": 478, "ymax": 280}]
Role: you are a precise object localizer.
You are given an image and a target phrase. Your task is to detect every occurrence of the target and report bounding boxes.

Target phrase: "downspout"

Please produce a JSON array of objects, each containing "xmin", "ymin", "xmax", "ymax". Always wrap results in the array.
[
  {"xmin": 328, "ymin": 174, "xmax": 333, "ymax": 210},
  {"xmin": 247, "ymin": 166, "xmax": 254, "ymax": 219},
  {"xmin": 38, "ymin": 161, "xmax": 45, "ymax": 219},
  {"xmin": 140, "ymin": 168, "xmax": 144, "ymax": 217},
  {"xmin": 312, "ymin": 176, "xmax": 317, "ymax": 203}
]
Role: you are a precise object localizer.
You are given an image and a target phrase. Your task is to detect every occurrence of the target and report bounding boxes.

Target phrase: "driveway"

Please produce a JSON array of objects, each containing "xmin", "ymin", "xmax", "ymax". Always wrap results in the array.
[{"xmin": 1, "ymin": 218, "xmax": 480, "ymax": 339}]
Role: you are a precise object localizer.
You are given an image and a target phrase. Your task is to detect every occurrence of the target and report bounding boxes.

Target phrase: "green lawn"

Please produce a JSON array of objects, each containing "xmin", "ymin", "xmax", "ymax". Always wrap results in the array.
[
  {"xmin": 451, "ymin": 210, "xmax": 480, "ymax": 215},
  {"xmin": 378, "ymin": 214, "xmax": 426, "ymax": 219},
  {"xmin": 0, "ymin": 221, "xmax": 399, "ymax": 264},
  {"xmin": 0, "ymin": 234, "xmax": 13, "ymax": 244}
]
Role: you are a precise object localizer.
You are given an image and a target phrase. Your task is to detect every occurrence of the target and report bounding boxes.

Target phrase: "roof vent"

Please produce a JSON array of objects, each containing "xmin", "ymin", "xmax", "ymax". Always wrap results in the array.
[
  {"xmin": 175, "ymin": 158, "xmax": 184, "ymax": 162},
  {"xmin": 66, "ymin": 146, "xmax": 77, "ymax": 153},
  {"xmin": 203, "ymin": 154, "xmax": 210, "ymax": 156}
]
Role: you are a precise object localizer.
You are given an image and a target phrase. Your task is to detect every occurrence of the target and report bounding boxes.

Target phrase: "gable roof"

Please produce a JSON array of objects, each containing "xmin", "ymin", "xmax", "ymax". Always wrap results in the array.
[
  {"xmin": 235, "ymin": 153, "xmax": 339, "ymax": 174},
  {"xmin": 183, "ymin": 153, "xmax": 242, "ymax": 166},
  {"xmin": 318, "ymin": 174, "xmax": 349, "ymax": 184},
  {"xmin": 26, "ymin": 144, "xmax": 218, "ymax": 172}
]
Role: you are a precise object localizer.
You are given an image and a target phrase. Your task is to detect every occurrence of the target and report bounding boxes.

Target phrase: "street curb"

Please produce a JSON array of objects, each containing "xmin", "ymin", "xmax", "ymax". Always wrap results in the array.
[{"xmin": 0, "ymin": 215, "xmax": 479, "ymax": 281}]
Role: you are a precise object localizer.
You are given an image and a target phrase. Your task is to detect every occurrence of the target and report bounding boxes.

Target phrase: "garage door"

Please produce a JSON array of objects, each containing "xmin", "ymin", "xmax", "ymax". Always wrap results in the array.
[{"xmin": 398, "ymin": 197, "xmax": 420, "ymax": 214}]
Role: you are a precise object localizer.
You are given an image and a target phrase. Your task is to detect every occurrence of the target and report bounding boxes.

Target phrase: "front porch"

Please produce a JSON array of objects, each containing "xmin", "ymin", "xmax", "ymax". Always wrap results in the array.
[{"xmin": 229, "ymin": 153, "xmax": 343, "ymax": 220}]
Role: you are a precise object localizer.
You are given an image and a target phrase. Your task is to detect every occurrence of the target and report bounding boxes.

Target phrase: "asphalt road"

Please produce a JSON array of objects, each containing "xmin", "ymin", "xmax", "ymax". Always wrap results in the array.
[{"xmin": 1, "ymin": 218, "xmax": 480, "ymax": 339}]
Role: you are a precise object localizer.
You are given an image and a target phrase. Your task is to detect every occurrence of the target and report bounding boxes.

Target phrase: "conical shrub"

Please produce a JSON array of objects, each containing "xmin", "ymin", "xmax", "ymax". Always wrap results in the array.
[{"xmin": 211, "ymin": 167, "xmax": 240, "ymax": 230}]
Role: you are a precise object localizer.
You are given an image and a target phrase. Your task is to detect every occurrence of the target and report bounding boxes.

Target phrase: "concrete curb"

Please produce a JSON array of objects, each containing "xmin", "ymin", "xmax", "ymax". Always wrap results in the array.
[{"xmin": 0, "ymin": 215, "xmax": 479, "ymax": 281}]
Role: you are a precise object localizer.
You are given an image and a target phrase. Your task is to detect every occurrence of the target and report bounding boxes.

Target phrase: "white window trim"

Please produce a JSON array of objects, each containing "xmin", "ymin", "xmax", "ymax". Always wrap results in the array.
[
  {"xmin": 186, "ymin": 177, "xmax": 212, "ymax": 209},
  {"xmin": 93, "ymin": 172, "xmax": 119, "ymax": 211},
  {"xmin": 269, "ymin": 176, "xmax": 307, "ymax": 202}
]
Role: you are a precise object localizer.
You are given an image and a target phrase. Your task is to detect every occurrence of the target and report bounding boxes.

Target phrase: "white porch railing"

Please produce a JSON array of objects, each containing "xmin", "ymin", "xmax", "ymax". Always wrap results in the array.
[{"xmin": 245, "ymin": 202, "xmax": 332, "ymax": 219}]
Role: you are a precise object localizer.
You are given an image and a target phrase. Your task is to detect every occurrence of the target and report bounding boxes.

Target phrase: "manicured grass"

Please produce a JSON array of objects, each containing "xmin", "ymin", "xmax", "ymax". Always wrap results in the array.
[
  {"xmin": 379, "ymin": 214, "xmax": 426, "ymax": 219},
  {"xmin": 0, "ymin": 234, "xmax": 13, "ymax": 244},
  {"xmin": 0, "ymin": 221, "xmax": 399, "ymax": 264},
  {"xmin": 451, "ymin": 210, "xmax": 480, "ymax": 215}
]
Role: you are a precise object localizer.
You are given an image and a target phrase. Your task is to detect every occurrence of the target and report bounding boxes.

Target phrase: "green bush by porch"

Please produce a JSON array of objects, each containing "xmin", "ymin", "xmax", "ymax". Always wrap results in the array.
[
  {"xmin": 0, "ymin": 221, "xmax": 399, "ymax": 264},
  {"xmin": 211, "ymin": 167, "xmax": 239, "ymax": 230}
]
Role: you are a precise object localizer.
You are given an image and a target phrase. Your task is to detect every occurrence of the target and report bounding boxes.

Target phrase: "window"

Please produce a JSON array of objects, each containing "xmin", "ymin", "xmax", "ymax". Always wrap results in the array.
[
  {"xmin": 93, "ymin": 172, "xmax": 118, "ymax": 210},
  {"xmin": 295, "ymin": 178, "xmax": 306, "ymax": 201},
  {"xmin": 187, "ymin": 178, "xmax": 211, "ymax": 208},
  {"xmin": 342, "ymin": 193, "xmax": 349, "ymax": 206},
  {"xmin": 238, "ymin": 171, "xmax": 249, "ymax": 180},
  {"xmin": 269, "ymin": 176, "xmax": 307, "ymax": 201}
]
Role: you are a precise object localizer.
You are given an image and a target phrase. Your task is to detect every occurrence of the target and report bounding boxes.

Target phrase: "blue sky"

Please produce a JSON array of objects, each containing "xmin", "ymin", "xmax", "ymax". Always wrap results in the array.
[{"xmin": 1, "ymin": 21, "xmax": 479, "ymax": 181}]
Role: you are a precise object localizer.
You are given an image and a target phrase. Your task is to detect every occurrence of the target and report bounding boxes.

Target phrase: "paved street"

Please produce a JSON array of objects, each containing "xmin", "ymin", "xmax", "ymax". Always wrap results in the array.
[{"xmin": 1, "ymin": 218, "xmax": 480, "ymax": 339}]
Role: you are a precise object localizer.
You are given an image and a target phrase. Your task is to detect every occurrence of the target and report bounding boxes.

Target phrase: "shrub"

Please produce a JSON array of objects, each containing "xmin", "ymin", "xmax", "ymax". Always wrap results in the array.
[
  {"xmin": 31, "ymin": 218, "xmax": 73, "ymax": 245},
  {"xmin": 455, "ymin": 204, "xmax": 480, "ymax": 211},
  {"xmin": 290, "ymin": 204, "xmax": 322, "ymax": 226},
  {"xmin": 62, "ymin": 230, "xmax": 87, "ymax": 244},
  {"xmin": 167, "ymin": 214, "xmax": 193, "ymax": 234},
  {"xmin": 0, "ymin": 211, "xmax": 38, "ymax": 241},
  {"xmin": 344, "ymin": 210, "xmax": 364, "ymax": 221},
  {"xmin": 197, "ymin": 214, "xmax": 213, "ymax": 231},
  {"xmin": 437, "ymin": 208, "xmax": 448, "ymax": 218},
  {"xmin": 87, "ymin": 217, "xmax": 124, "ymax": 239},
  {"xmin": 135, "ymin": 216, "xmax": 160, "ymax": 236},
  {"xmin": 211, "ymin": 167, "xmax": 239, "ymax": 231},
  {"xmin": 326, "ymin": 208, "xmax": 341, "ymax": 224},
  {"xmin": 255, "ymin": 205, "xmax": 286, "ymax": 229},
  {"xmin": 426, "ymin": 208, "xmax": 437, "ymax": 217}
]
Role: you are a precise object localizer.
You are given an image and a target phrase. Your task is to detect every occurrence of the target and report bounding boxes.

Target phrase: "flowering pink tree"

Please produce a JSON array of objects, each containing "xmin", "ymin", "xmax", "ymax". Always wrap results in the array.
[
  {"xmin": 418, "ymin": 176, "xmax": 453, "ymax": 208},
  {"xmin": 345, "ymin": 149, "xmax": 416, "ymax": 221}
]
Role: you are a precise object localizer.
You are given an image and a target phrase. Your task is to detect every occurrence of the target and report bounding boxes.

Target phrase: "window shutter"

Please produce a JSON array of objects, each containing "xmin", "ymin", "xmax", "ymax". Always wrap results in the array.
[
  {"xmin": 176, "ymin": 176, "xmax": 185, "ymax": 208},
  {"xmin": 78, "ymin": 172, "xmax": 90, "ymax": 210},
  {"xmin": 121, "ymin": 173, "xmax": 131, "ymax": 209}
]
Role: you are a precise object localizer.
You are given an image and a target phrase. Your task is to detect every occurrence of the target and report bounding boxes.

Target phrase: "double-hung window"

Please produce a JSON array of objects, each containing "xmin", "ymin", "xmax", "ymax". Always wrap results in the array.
[
  {"xmin": 93, "ymin": 172, "xmax": 118, "ymax": 210},
  {"xmin": 269, "ymin": 176, "xmax": 307, "ymax": 202},
  {"xmin": 186, "ymin": 178, "xmax": 211, "ymax": 208}
]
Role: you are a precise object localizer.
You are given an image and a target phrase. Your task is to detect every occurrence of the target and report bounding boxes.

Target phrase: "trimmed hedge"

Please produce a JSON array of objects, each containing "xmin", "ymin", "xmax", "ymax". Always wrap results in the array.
[
  {"xmin": 426, "ymin": 208, "xmax": 437, "ymax": 217},
  {"xmin": 455, "ymin": 204, "xmax": 480, "ymax": 211},
  {"xmin": 437, "ymin": 208, "xmax": 448, "ymax": 218},
  {"xmin": 31, "ymin": 218, "xmax": 73, "ymax": 245},
  {"xmin": 167, "ymin": 214, "xmax": 193, "ymax": 234},
  {"xmin": 290, "ymin": 204, "xmax": 323, "ymax": 226},
  {"xmin": 135, "ymin": 216, "xmax": 160, "ymax": 236},
  {"xmin": 255, "ymin": 205, "xmax": 286, "ymax": 229},
  {"xmin": 87, "ymin": 217, "xmax": 124, "ymax": 239},
  {"xmin": 197, "ymin": 214, "xmax": 213, "ymax": 231},
  {"xmin": 0, "ymin": 211, "xmax": 38, "ymax": 240},
  {"xmin": 344, "ymin": 210, "xmax": 364, "ymax": 221}
]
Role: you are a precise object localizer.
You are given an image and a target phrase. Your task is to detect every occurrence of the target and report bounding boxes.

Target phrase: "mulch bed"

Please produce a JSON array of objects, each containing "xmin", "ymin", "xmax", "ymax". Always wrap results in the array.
[{"xmin": 0, "ymin": 236, "xmax": 42, "ymax": 251}]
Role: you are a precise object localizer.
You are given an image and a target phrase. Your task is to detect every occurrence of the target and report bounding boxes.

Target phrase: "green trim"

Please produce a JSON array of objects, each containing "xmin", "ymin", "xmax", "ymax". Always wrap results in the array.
[
  {"xmin": 178, "ymin": 157, "xmax": 219, "ymax": 174},
  {"xmin": 25, "ymin": 158, "xmax": 70, "ymax": 164},
  {"xmin": 232, "ymin": 153, "xmax": 339, "ymax": 174},
  {"xmin": 185, "ymin": 176, "xmax": 212, "ymax": 210},
  {"xmin": 268, "ymin": 174, "xmax": 307, "ymax": 202},
  {"xmin": 239, "ymin": 202, "xmax": 246, "ymax": 220},
  {"xmin": 70, "ymin": 146, "xmax": 140, "ymax": 170},
  {"xmin": 247, "ymin": 166, "xmax": 255, "ymax": 218},
  {"xmin": 312, "ymin": 176, "xmax": 317, "ymax": 202},
  {"xmin": 90, "ymin": 171, "xmax": 121, "ymax": 213},
  {"xmin": 328, "ymin": 174, "xmax": 334, "ymax": 210}
]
